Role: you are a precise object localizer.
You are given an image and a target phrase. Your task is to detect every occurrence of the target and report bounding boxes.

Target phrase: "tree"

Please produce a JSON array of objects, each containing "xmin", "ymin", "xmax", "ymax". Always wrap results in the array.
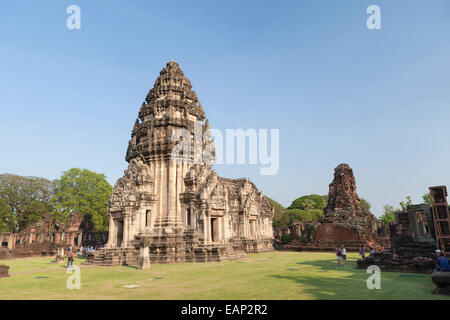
[
  {"xmin": 399, "ymin": 196, "xmax": 412, "ymax": 212},
  {"xmin": 380, "ymin": 205, "xmax": 396, "ymax": 224},
  {"xmin": 272, "ymin": 207, "xmax": 323, "ymax": 228},
  {"xmin": 360, "ymin": 198, "xmax": 371, "ymax": 212},
  {"xmin": 265, "ymin": 197, "xmax": 287, "ymax": 228},
  {"xmin": 265, "ymin": 197, "xmax": 285, "ymax": 216},
  {"xmin": 51, "ymin": 169, "xmax": 112, "ymax": 232},
  {"xmin": 423, "ymin": 193, "xmax": 432, "ymax": 207},
  {"xmin": 265, "ymin": 194, "xmax": 327, "ymax": 228},
  {"xmin": 0, "ymin": 198, "xmax": 12, "ymax": 232},
  {"xmin": 0, "ymin": 174, "xmax": 55, "ymax": 232},
  {"xmin": 288, "ymin": 194, "xmax": 327, "ymax": 211}
]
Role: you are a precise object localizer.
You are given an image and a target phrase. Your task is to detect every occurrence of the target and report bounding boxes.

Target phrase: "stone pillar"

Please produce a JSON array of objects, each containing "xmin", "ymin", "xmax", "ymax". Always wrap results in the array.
[
  {"xmin": 218, "ymin": 217, "xmax": 223, "ymax": 243},
  {"xmin": 105, "ymin": 216, "xmax": 115, "ymax": 248},
  {"xmin": 123, "ymin": 214, "xmax": 129, "ymax": 248},
  {"xmin": 141, "ymin": 208, "xmax": 146, "ymax": 232},
  {"xmin": 207, "ymin": 215, "xmax": 212, "ymax": 243},
  {"xmin": 202, "ymin": 210, "xmax": 207, "ymax": 245},
  {"xmin": 168, "ymin": 161, "xmax": 176, "ymax": 226},
  {"xmin": 55, "ymin": 247, "xmax": 65, "ymax": 264},
  {"xmin": 138, "ymin": 246, "xmax": 151, "ymax": 270}
]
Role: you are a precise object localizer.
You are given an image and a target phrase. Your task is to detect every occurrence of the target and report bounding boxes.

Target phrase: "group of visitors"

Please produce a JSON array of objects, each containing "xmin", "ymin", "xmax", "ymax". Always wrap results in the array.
[
  {"xmin": 335, "ymin": 245, "xmax": 347, "ymax": 266},
  {"xmin": 64, "ymin": 245, "xmax": 104, "ymax": 268},
  {"xmin": 76, "ymin": 245, "xmax": 99, "ymax": 257},
  {"xmin": 335, "ymin": 245, "xmax": 377, "ymax": 266},
  {"xmin": 358, "ymin": 245, "xmax": 375, "ymax": 259}
]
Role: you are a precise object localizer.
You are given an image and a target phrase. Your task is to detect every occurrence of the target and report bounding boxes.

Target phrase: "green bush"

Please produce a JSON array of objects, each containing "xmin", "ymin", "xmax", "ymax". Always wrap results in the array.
[{"xmin": 281, "ymin": 234, "xmax": 291, "ymax": 243}]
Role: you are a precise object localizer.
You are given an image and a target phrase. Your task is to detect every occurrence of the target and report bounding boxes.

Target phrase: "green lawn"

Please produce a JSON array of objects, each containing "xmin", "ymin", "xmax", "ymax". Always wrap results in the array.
[{"xmin": 0, "ymin": 251, "xmax": 447, "ymax": 300}]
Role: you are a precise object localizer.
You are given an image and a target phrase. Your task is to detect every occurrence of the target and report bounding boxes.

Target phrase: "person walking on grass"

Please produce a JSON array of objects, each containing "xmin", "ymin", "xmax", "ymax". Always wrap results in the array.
[
  {"xmin": 342, "ymin": 245, "xmax": 347, "ymax": 265},
  {"xmin": 67, "ymin": 247, "xmax": 74, "ymax": 268},
  {"xmin": 336, "ymin": 245, "xmax": 342, "ymax": 266},
  {"xmin": 359, "ymin": 245, "xmax": 366, "ymax": 259}
]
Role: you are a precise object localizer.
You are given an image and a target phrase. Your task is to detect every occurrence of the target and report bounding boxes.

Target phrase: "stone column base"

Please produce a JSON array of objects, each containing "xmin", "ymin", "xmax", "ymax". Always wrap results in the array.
[
  {"xmin": 138, "ymin": 246, "xmax": 151, "ymax": 270},
  {"xmin": 138, "ymin": 256, "xmax": 151, "ymax": 269},
  {"xmin": 55, "ymin": 255, "xmax": 65, "ymax": 264}
]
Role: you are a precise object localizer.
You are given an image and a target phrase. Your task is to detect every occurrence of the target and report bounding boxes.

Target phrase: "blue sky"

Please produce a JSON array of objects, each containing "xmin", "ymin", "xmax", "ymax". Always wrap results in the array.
[{"xmin": 1, "ymin": 0, "xmax": 449, "ymax": 216}]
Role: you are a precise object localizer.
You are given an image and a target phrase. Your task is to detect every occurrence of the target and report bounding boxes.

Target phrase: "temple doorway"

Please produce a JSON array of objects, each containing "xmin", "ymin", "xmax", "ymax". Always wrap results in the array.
[
  {"xmin": 115, "ymin": 220, "xmax": 124, "ymax": 247},
  {"xmin": 210, "ymin": 218, "xmax": 219, "ymax": 243}
]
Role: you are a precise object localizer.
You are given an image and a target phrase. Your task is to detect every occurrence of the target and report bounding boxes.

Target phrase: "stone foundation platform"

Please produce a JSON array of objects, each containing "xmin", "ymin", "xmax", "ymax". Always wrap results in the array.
[
  {"xmin": 86, "ymin": 231, "xmax": 273, "ymax": 266},
  {"xmin": 357, "ymin": 251, "xmax": 435, "ymax": 273},
  {"xmin": 0, "ymin": 265, "xmax": 9, "ymax": 278}
]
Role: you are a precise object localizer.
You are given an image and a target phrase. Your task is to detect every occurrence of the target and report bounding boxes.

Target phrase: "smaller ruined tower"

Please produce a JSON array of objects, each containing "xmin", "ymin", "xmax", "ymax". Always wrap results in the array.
[{"xmin": 314, "ymin": 163, "xmax": 381, "ymax": 249}]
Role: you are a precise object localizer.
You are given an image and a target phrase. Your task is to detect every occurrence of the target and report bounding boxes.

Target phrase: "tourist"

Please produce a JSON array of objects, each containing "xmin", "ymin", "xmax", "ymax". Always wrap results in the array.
[
  {"xmin": 370, "ymin": 248, "xmax": 375, "ymax": 255},
  {"xmin": 77, "ymin": 247, "xmax": 81, "ymax": 257},
  {"xmin": 67, "ymin": 248, "xmax": 74, "ymax": 268},
  {"xmin": 359, "ymin": 245, "xmax": 365, "ymax": 259},
  {"xmin": 336, "ymin": 246, "xmax": 342, "ymax": 266},
  {"xmin": 434, "ymin": 249, "xmax": 450, "ymax": 272},
  {"xmin": 342, "ymin": 245, "xmax": 347, "ymax": 265}
]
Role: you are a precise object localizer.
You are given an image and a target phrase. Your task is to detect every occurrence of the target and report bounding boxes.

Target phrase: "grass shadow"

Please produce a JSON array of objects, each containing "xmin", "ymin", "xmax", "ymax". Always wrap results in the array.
[{"xmin": 268, "ymin": 256, "xmax": 439, "ymax": 300}]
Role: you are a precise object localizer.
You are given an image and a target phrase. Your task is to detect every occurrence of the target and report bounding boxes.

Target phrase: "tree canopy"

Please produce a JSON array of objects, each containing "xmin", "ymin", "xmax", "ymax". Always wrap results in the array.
[
  {"xmin": 0, "ymin": 170, "xmax": 113, "ymax": 233},
  {"xmin": 268, "ymin": 194, "xmax": 325, "ymax": 228},
  {"xmin": 265, "ymin": 196, "xmax": 287, "ymax": 228},
  {"xmin": 380, "ymin": 205, "xmax": 396, "ymax": 224},
  {"xmin": 360, "ymin": 198, "xmax": 371, "ymax": 212},
  {"xmin": 288, "ymin": 194, "xmax": 328, "ymax": 211},
  {"xmin": 423, "ymin": 193, "xmax": 432, "ymax": 206},
  {"xmin": 0, "ymin": 174, "xmax": 55, "ymax": 232},
  {"xmin": 50, "ymin": 168, "xmax": 112, "ymax": 232},
  {"xmin": 399, "ymin": 196, "xmax": 413, "ymax": 212}
]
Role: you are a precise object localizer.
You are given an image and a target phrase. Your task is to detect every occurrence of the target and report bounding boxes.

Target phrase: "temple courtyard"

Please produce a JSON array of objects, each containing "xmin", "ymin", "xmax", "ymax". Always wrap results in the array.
[{"xmin": 0, "ymin": 251, "xmax": 448, "ymax": 300}]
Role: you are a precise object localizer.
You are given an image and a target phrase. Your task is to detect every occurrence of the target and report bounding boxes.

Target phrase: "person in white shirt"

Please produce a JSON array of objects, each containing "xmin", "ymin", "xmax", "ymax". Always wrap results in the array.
[{"xmin": 342, "ymin": 245, "xmax": 347, "ymax": 265}]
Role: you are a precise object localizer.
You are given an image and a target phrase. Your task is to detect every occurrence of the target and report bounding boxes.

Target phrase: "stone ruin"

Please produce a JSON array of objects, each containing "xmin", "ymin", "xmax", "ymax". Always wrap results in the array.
[
  {"xmin": 429, "ymin": 186, "xmax": 450, "ymax": 294},
  {"xmin": 284, "ymin": 164, "xmax": 388, "ymax": 252},
  {"xmin": 429, "ymin": 186, "xmax": 450, "ymax": 255},
  {"xmin": 87, "ymin": 61, "xmax": 274, "ymax": 267},
  {"xmin": 0, "ymin": 212, "xmax": 107, "ymax": 260},
  {"xmin": 357, "ymin": 204, "xmax": 437, "ymax": 273},
  {"xmin": 0, "ymin": 265, "xmax": 9, "ymax": 278},
  {"xmin": 358, "ymin": 186, "xmax": 450, "ymax": 274},
  {"xmin": 432, "ymin": 272, "xmax": 450, "ymax": 296}
]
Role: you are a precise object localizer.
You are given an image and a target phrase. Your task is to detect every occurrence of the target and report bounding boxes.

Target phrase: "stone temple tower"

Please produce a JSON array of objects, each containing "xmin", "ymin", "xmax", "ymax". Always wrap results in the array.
[{"xmin": 91, "ymin": 61, "xmax": 273, "ymax": 266}]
